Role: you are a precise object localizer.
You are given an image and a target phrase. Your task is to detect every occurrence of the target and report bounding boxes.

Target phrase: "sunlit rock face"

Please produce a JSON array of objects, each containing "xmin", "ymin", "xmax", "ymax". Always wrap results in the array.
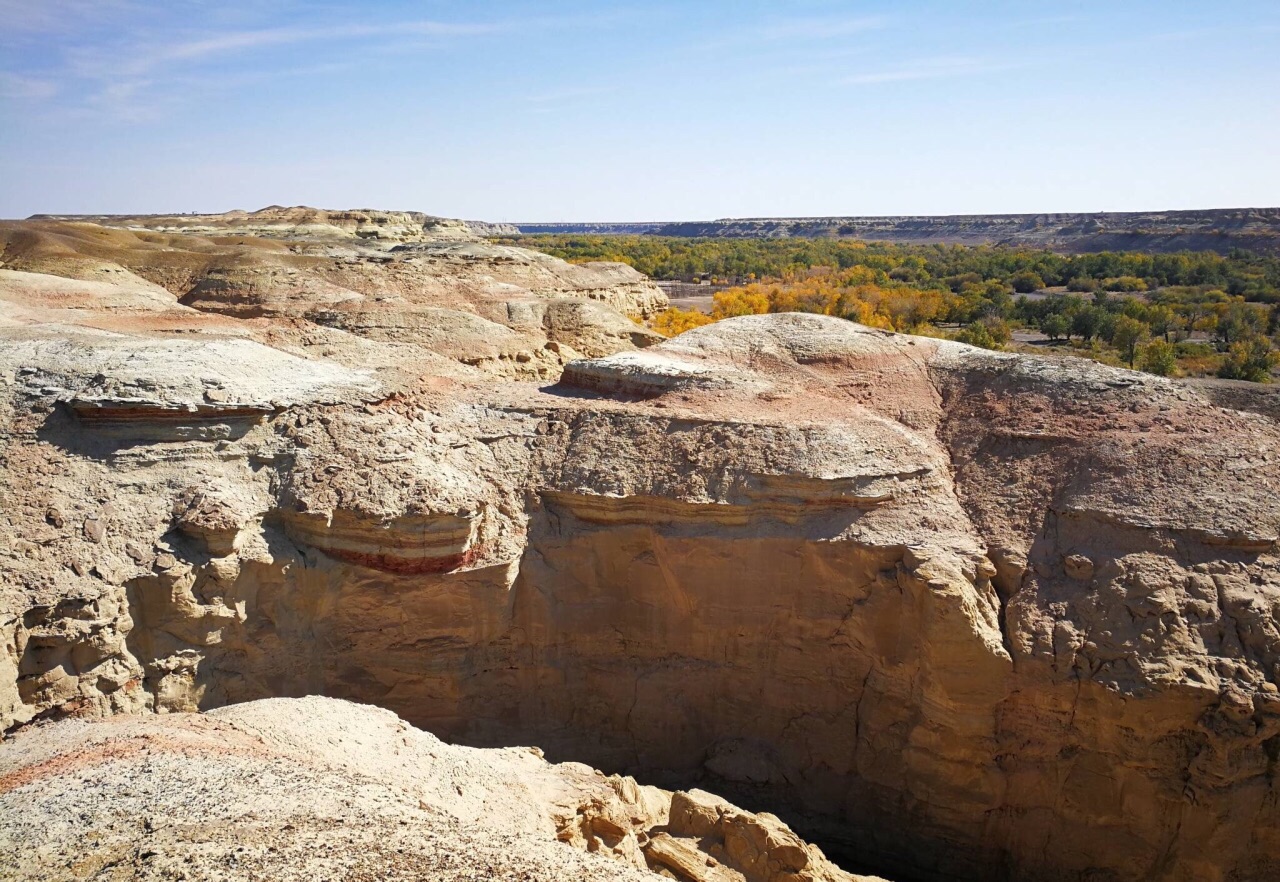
[{"xmin": 3, "ymin": 217, "xmax": 1280, "ymax": 882}]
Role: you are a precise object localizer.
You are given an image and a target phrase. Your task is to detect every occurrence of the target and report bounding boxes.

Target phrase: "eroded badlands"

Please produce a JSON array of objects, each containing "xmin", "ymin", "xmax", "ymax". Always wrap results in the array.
[{"xmin": 2, "ymin": 209, "xmax": 1279, "ymax": 881}]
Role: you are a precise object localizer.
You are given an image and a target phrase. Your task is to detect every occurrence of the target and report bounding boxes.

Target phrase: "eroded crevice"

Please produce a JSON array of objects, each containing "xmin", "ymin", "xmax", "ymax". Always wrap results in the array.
[{"xmin": 88, "ymin": 485, "xmax": 993, "ymax": 879}]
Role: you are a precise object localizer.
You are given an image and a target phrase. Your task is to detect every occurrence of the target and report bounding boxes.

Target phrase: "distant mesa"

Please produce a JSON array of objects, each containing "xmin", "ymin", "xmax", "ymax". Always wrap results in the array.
[{"xmin": 510, "ymin": 207, "xmax": 1280, "ymax": 254}]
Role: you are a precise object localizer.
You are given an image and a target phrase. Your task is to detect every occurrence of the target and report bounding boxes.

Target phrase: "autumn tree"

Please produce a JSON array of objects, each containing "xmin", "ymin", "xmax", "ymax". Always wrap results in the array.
[
  {"xmin": 955, "ymin": 318, "xmax": 1010, "ymax": 351},
  {"xmin": 1138, "ymin": 339, "xmax": 1177, "ymax": 376},
  {"xmin": 651, "ymin": 308, "xmax": 713, "ymax": 336},
  {"xmin": 1102, "ymin": 276, "xmax": 1148, "ymax": 293},
  {"xmin": 1218, "ymin": 336, "xmax": 1279, "ymax": 382},
  {"xmin": 1143, "ymin": 304, "xmax": 1178, "ymax": 341},
  {"xmin": 1213, "ymin": 300, "xmax": 1266, "ymax": 348},
  {"xmin": 711, "ymin": 287, "xmax": 770, "ymax": 318}
]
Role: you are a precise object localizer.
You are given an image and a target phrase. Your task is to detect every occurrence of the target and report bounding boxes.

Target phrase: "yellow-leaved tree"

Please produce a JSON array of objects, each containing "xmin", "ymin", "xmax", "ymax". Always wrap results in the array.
[
  {"xmin": 651, "ymin": 308, "xmax": 715, "ymax": 337},
  {"xmin": 711, "ymin": 287, "xmax": 771, "ymax": 318}
]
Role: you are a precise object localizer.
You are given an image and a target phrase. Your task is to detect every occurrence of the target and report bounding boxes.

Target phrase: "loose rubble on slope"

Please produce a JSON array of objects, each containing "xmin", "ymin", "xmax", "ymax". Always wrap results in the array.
[{"xmin": 2, "ymin": 208, "xmax": 1280, "ymax": 882}]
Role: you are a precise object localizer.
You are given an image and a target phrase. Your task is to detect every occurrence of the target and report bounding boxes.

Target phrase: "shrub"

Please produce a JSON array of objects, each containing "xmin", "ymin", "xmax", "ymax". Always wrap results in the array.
[
  {"xmin": 1011, "ymin": 271, "xmax": 1046, "ymax": 294},
  {"xmin": 1102, "ymin": 275, "xmax": 1149, "ymax": 293},
  {"xmin": 1138, "ymin": 339, "xmax": 1177, "ymax": 376},
  {"xmin": 954, "ymin": 318, "xmax": 1010, "ymax": 350}
]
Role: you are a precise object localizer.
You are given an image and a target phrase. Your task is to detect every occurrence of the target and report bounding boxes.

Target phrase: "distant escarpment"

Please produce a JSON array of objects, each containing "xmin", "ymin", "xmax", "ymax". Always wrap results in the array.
[
  {"xmin": 29, "ymin": 205, "xmax": 521, "ymax": 242},
  {"xmin": 515, "ymin": 207, "xmax": 1280, "ymax": 254},
  {"xmin": 3, "ymin": 212, "xmax": 1280, "ymax": 882}
]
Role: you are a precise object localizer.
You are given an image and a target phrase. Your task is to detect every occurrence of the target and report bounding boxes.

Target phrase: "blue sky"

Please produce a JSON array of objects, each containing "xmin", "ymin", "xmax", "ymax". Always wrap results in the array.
[{"xmin": 1, "ymin": 1, "xmax": 1278, "ymax": 220}]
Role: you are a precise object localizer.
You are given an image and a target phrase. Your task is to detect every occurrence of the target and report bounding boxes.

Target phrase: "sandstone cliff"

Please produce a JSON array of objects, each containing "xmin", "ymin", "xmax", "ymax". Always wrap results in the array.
[{"xmin": 1, "ymin": 220, "xmax": 1278, "ymax": 881}]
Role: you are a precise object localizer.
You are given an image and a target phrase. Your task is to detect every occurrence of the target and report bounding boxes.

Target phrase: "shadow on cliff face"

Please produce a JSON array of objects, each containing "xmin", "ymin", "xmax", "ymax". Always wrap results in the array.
[
  {"xmin": 37, "ymin": 400, "xmax": 268, "ymax": 461},
  {"xmin": 68, "ymin": 337, "xmax": 1280, "ymax": 882},
  {"xmin": 120, "ymin": 491, "xmax": 1215, "ymax": 882},
  {"xmin": 43, "ymin": 507, "xmax": 1280, "ymax": 882},
  {"xmin": 83, "ymin": 424, "xmax": 1280, "ymax": 882},
  {"xmin": 109, "ymin": 491, "xmax": 969, "ymax": 880}
]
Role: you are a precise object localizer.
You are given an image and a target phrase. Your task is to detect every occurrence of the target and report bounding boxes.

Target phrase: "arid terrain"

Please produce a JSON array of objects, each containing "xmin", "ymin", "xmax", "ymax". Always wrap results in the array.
[
  {"xmin": 515, "ymin": 207, "xmax": 1280, "ymax": 254},
  {"xmin": 3, "ymin": 207, "xmax": 1280, "ymax": 882}
]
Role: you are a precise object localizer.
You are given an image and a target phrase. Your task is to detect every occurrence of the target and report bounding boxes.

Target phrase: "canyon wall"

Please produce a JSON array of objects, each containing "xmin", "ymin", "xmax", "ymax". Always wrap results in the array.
[{"xmin": 2, "ymin": 217, "xmax": 1279, "ymax": 881}]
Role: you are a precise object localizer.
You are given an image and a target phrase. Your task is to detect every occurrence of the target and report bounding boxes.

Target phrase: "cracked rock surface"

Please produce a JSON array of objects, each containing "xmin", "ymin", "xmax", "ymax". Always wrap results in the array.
[
  {"xmin": 1, "ymin": 696, "xmax": 871, "ymax": 882},
  {"xmin": 2, "ymin": 213, "xmax": 1280, "ymax": 881}
]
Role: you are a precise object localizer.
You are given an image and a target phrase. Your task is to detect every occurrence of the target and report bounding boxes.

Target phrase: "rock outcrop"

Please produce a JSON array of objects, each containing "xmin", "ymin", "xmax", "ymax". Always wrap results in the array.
[
  {"xmin": 0, "ymin": 213, "xmax": 667, "ymax": 383},
  {"xmin": 31, "ymin": 206, "xmax": 481, "ymax": 242},
  {"xmin": 0, "ymin": 696, "xmax": 869, "ymax": 882},
  {"xmin": 2, "ymin": 217, "xmax": 1279, "ymax": 882}
]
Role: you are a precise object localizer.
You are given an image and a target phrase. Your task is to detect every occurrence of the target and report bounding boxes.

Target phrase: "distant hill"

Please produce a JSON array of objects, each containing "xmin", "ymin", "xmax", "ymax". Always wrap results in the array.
[
  {"xmin": 512, "ymin": 208, "xmax": 1280, "ymax": 254},
  {"xmin": 26, "ymin": 206, "xmax": 520, "ymax": 240},
  {"xmin": 514, "ymin": 222, "xmax": 670, "ymax": 235}
]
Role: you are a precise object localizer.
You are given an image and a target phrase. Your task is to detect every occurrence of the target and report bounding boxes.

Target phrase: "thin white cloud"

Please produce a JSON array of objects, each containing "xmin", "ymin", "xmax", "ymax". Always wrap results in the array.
[
  {"xmin": 155, "ymin": 20, "xmax": 502, "ymax": 67},
  {"xmin": 686, "ymin": 13, "xmax": 888, "ymax": 55},
  {"xmin": 12, "ymin": 9, "xmax": 633, "ymax": 119},
  {"xmin": 843, "ymin": 56, "xmax": 1016, "ymax": 85},
  {"xmin": 65, "ymin": 18, "xmax": 505, "ymax": 83},
  {"xmin": 757, "ymin": 15, "xmax": 887, "ymax": 41},
  {"xmin": 0, "ymin": 0, "xmax": 136, "ymax": 34},
  {"xmin": 526, "ymin": 85, "xmax": 615, "ymax": 104},
  {"xmin": 0, "ymin": 72, "xmax": 59, "ymax": 101},
  {"xmin": 13, "ymin": 12, "xmax": 564, "ymax": 120},
  {"xmin": 1008, "ymin": 14, "xmax": 1085, "ymax": 28}
]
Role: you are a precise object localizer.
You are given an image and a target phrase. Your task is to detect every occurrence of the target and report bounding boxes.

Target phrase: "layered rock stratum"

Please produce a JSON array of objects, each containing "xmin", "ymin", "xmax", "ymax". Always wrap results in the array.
[
  {"xmin": 30, "ymin": 205, "xmax": 521, "ymax": 241},
  {"xmin": 1, "ymin": 209, "xmax": 1279, "ymax": 882},
  {"xmin": 514, "ymin": 207, "xmax": 1280, "ymax": 254}
]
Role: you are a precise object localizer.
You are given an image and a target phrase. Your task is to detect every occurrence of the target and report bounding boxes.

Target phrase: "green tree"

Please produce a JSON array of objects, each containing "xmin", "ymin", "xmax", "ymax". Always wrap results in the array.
[
  {"xmin": 1041, "ymin": 313, "xmax": 1071, "ymax": 342},
  {"xmin": 1071, "ymin": 306, "xmax": 1107, "ymax": 342},
  {"xmin": 977, "ymin": 279, "xmax": 1014, "ymax": 316},
  {"xmin": 1111, "ymin": 316, "xmax": 1150, "ymax": 367},
  {"xmin": 1143, "ymin": 304, "xmax": 1178, "ymax": 341},
  {"xmin": 1138, "ymin": 339, "xmax": 1177, "ymax": 376},
  {"xmin": 1094, "ymin": 310, "xmax": 1117, "ymax": 343},
  {"xmin": 1214, "ymin": 300, "xmax": 1265, "ymax": 348}
]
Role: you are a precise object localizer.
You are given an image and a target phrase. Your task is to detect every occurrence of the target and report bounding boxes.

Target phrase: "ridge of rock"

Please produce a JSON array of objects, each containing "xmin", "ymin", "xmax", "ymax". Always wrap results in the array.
[{"xmin": 27, "ymin": 206, "xmax": 494, "ymax": 242}]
